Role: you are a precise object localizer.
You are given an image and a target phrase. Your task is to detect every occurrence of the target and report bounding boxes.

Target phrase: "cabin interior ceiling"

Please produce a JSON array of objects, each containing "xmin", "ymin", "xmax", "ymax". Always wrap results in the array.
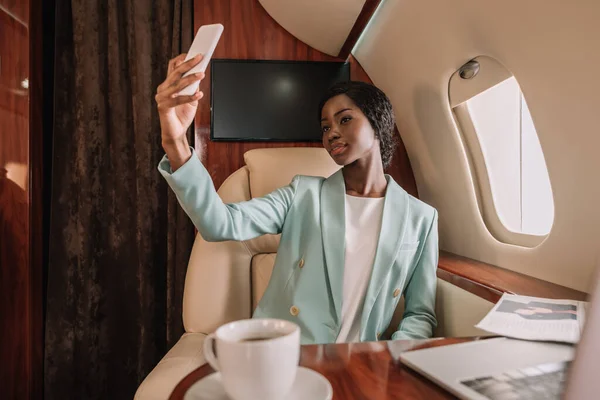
[
  {"xmin": 353, "ymin": 0, "xmax": 600, "ymax": 293},
  {"xmin": 258, "ymin": 0, "xmax": 366, "ymax": 56}
]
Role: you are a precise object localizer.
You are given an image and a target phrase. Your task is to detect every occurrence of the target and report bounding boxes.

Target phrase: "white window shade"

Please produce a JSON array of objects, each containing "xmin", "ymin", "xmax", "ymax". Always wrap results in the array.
[
  {"xmin": 450, "ymin": 57, "xmax": 554, "ymax": 247},
  {"xmin": 467, "ymin": 78, "xmax": 522, "ymax": 233},
  {"xmin": 521, "ymin": 98, "xmax": 554, "ymax": 235}
]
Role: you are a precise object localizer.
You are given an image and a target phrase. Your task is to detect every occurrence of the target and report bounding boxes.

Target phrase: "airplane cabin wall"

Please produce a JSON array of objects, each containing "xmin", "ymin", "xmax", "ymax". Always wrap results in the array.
[
  {"xmin": 354, "ymin": 0, "xmax": 600, "ymax": 292},
  {"xmin": 258, "ymin": 0, "xmax": 366, "ymax": 56}
]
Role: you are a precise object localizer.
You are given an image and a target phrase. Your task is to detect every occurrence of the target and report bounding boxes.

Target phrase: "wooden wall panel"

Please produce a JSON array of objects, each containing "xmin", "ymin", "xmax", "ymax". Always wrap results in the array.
[
  {"xmin": 193, "ymin": 0, "xmax": 417, "ymax": 196},
  {"xmin": 0, "ymin": 0, "xmax": 28, "ymax": 25},
  {"xmin": 0, "ymin": 3, "xmax": 32, "ymax": 400}
]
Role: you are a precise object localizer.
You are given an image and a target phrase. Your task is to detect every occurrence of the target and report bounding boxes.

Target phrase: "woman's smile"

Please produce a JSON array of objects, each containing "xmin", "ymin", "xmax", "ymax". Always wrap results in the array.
[{"xmin": 330, "ymin": 144, "xmax": 347, "ymax": 156}]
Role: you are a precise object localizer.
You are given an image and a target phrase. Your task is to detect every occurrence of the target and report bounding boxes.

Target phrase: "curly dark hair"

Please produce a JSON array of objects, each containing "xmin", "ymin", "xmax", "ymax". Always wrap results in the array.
[{"xmin": 318, "ymin": 81, "xmax": 397, "ymax": 169}]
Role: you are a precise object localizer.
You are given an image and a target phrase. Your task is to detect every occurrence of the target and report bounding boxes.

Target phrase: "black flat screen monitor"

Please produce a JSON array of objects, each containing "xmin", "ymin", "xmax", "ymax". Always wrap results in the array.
[{"xmin": 210, "ymin": 59, "xmax": 350, "ymax": 141}]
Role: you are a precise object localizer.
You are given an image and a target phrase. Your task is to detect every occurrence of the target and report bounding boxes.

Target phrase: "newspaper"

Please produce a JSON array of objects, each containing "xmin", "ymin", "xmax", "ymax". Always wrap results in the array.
[{"xmin": 475, "ymin": 293, "xmax": 588, "ymax": 344}]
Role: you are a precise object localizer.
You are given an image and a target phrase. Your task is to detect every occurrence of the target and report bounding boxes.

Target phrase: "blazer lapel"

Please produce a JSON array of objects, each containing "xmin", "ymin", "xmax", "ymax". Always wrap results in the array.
[
  {"xmin": 320, "ymin": 169, "xmax": 346, "ymax": 323},
  {"xmin": 361, "ymin": 176, "xmax": 409, "ymax": 329}
]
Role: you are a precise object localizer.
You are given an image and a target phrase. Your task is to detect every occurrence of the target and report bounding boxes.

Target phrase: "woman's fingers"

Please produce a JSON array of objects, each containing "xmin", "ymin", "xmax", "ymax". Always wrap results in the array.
[
  {"xmin": 157, "ymin": 56, "xmax": 202, "ymax": 94},
  {"xmin": 167, "ymin": 53, "xmax": 188, "ymax": 75},
  {"xmin": 169, "ymin": 72, "xmax": 205, "ymax": 97},
  {"xmin": 170, "ymin": 54, "xmax": 203, "ymax": 82},
  {"xmin": 156, "ymin": 90, "xmax": 204, "ymax": 110},
  {"xmin": 159, "ymin": 54, "xmax": 203, "ymax": 92},
  {"xmin": 157, "ymin": 72, "xmax": 204, "ymax": 100}
]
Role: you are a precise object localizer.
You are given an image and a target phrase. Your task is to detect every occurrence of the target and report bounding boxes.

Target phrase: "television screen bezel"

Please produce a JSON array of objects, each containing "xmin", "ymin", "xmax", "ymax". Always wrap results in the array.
[{"xmin": 209, "ymin": 58, "xmax": 351, "ymax": 142}]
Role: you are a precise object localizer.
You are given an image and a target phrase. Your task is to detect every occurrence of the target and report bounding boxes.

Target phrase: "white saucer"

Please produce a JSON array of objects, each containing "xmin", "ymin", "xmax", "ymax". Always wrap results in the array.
[{"xmin": 183, "ymin": 366, "xmax": 333, "ymax": 400}]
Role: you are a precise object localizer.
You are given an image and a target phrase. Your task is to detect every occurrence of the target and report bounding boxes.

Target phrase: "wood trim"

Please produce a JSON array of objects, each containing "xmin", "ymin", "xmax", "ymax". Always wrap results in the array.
[
  {"xmin": 0, "ymin": 0, "xmax": 29, "ymax": 27},
  {"xmin": 338, "ymin": 0, "xmax": 382, "ymax": 60},
  {"xmin": 437, "ymin": 251, "xmax": 589, "ymax": 303}
]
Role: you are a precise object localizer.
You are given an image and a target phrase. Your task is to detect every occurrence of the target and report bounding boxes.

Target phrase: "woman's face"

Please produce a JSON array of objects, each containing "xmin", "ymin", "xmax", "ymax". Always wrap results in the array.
[{"xmin": 320, "ymin": 94, "xmax": 380, "ymax": 166}]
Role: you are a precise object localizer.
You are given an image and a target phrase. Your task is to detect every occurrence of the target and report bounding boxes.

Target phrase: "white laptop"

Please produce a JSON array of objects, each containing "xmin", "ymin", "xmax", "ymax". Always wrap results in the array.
[{"xmin": 399, "ymin": 270, "xmax": 600, "ymax": 400}]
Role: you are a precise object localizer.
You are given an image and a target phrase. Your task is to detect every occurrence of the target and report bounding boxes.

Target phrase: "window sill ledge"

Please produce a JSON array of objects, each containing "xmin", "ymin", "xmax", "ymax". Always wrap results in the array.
[{"xmin": 437, "ymin": 251, "xmax": 588, "ymax": 303}]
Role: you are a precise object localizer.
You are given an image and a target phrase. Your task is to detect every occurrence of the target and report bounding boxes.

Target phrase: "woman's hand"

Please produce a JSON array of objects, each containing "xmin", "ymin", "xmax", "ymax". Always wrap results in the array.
[
  {"xmin": 155, "ymin": 53, "xmax": 205, "ymax": 144},
  {"xmin": 155, "ymin": 53, "xmax": 205, "ymax": 170}
]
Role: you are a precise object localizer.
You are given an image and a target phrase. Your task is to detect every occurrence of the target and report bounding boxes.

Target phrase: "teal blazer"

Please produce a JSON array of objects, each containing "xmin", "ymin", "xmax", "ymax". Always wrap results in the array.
[{"xmin": 158, "ymin": 149, "xmax": 439, "ymax": 344}]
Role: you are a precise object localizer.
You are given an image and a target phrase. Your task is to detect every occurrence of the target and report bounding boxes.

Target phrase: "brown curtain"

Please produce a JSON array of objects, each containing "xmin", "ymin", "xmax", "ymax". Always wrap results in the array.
[{"xmin": 44, "ymin": 0, "xmax": 194, "ymax": 398}]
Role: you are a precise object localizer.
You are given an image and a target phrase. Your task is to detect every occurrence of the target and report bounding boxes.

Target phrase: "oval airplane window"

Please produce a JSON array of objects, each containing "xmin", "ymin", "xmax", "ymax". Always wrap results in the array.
[{"xmin": 449, "ymin": 56, "xmax": 554, "ymax": 247}]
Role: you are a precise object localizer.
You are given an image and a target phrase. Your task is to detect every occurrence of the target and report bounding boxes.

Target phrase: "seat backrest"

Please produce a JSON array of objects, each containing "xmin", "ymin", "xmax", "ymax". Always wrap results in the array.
[{"xmin": 182, "ymin": 147, "xmax": 341, "ymax": 334}]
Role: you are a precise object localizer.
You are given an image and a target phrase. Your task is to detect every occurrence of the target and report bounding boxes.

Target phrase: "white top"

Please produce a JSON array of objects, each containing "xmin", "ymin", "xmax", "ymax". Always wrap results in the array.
[{"xmin": 336, "ymin": 194, "xmax": 385, "ymax": 343}]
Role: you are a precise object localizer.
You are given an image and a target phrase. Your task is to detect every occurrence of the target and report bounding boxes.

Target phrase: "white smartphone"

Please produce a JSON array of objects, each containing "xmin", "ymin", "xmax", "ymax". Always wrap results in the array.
[{"xmin": 179, "ymin": 23, "xmax": 224, "ymax": 96}]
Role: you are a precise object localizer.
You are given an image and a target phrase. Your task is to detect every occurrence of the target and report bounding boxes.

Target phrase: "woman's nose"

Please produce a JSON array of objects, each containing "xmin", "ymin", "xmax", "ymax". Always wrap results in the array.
[{"xmin": 326, "ymin": 127, "xmax": 341, "ymax": 142}]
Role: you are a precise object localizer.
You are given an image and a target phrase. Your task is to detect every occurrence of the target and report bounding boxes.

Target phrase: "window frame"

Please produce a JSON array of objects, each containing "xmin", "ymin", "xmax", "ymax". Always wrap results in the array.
[{"xmin": 449, "ymin": 56, "xmax": 554, "ymax": 248}]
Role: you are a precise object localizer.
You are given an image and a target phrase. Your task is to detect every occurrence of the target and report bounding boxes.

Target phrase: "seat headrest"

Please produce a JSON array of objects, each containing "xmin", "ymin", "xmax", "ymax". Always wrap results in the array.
[{"xmin": 244, "ymin": 147, "xmax": 341, "ymax": 198}]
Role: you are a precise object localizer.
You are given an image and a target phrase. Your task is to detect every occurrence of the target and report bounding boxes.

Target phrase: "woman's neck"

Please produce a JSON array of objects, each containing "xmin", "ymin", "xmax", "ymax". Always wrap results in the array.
[{"xmin": 342, "ymin": 153, "xmax": 387, "ymax": 198}]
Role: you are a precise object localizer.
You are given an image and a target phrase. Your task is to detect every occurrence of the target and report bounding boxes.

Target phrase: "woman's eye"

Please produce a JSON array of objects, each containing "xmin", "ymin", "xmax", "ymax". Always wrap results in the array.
[
  {"xmin": 341, "ymin": 116, "xmax": 351, "ymax": 124},
  {"xmin": 321, "ymin": 126, "xmax": 330, "ymax": 133}
]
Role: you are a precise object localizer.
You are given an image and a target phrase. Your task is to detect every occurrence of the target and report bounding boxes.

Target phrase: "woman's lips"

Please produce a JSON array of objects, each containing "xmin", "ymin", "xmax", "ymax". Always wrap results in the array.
[{"xmin": 330, "ymin": 145, "xmax": 346, "ymax": 156}]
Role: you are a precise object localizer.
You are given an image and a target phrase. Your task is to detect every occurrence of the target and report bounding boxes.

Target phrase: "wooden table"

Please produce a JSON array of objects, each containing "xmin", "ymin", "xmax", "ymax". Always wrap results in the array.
[{"xmin": 170, "ymin": 337, "xmax": 486, "ymax": 400}]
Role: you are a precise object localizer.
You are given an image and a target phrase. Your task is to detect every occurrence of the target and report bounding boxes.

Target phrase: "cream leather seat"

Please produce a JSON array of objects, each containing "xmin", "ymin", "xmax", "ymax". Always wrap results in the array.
[{"xmin": 135, "ymin": 147, "xmax": 493, "ymax": 399}]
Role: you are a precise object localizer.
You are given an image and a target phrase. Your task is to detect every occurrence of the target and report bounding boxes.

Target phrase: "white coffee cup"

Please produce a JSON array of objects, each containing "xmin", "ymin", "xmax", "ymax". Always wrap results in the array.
[{"xmin": 203, "ymin": 318, "xmax": 300, "ymax": 400}]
